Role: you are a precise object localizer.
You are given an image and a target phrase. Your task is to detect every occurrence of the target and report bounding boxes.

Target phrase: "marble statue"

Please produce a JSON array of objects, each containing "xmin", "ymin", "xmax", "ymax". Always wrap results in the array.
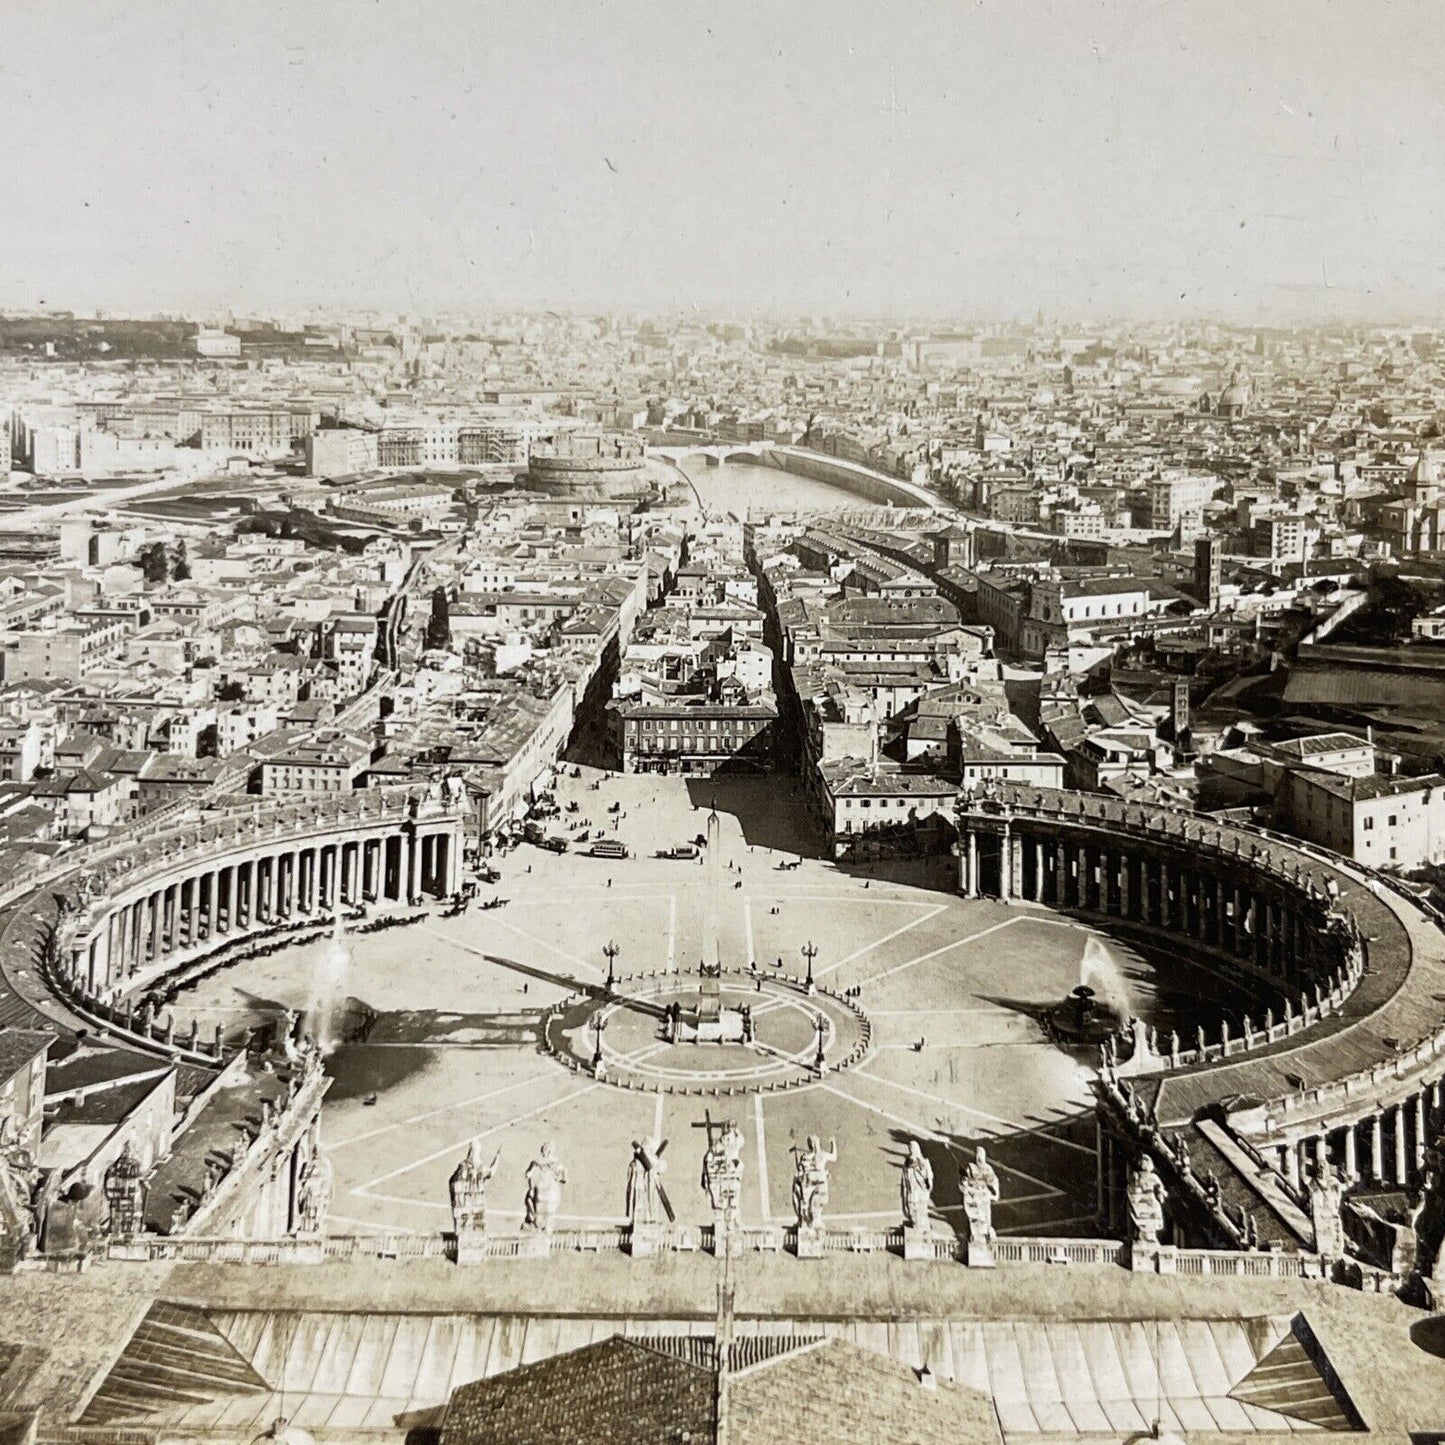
[
  {"xmin": 523, "ymin": 1141, "xmax": 567, "ymax": 1233},
  {"xmin": 791, "ymin": 1134, "xmax": 836, "ymax": 1229},
  {"xmin": 701, "ymin": 1118, "xmax": 745, "ymax": 1229},
  {"xmin": 1127, "ymin": 1155, "xmax": 1167, "ymax": 1243},
  {"xmin": 1308, "ymin": 1165, "xmax": 1346, "ymax": 1260},
  {"xmin": 295, "ymin": 1151, "xmax": 333, "ymax": 1236},
  {"xmin": 900, "ymin": 1141, "xmax": 934, "ymax": 1231},
  {"xmin": 102, "ymin": 1144, "xmax": 147, "ymax": 1241},
  {"xmin": 961, "ymin": 1147, "xmax": 1001, "ymax": 1243},
  {"xmin": 625, "ymin": 1138, "xmax": 671, "ymax": 1225},
  {"xmin": 449, "ymin": 1140, "xmax": 499, "ymax": 1235}
]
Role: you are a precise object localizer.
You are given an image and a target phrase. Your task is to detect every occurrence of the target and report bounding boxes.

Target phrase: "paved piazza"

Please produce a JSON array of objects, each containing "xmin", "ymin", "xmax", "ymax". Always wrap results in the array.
[{"xmin": 179, "ymin": 770, "xmax": 1220, "ymax": 1239}]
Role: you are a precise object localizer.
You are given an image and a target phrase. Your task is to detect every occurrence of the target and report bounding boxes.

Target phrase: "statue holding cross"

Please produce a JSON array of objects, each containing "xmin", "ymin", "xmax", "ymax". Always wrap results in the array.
[{"xmin": 699, "ymin": 1113, "xmax": 745, "ymax": 1238}]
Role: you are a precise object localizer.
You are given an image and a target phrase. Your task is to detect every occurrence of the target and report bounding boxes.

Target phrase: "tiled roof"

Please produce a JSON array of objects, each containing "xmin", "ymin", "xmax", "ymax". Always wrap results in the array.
[
  {"xmin": 442, "ymin": 1336, "xmax": 712, "ymax": 1445},
  {"xmin": 0, "ymin": 1028, "xmax": 52, "ymax": 1083}
]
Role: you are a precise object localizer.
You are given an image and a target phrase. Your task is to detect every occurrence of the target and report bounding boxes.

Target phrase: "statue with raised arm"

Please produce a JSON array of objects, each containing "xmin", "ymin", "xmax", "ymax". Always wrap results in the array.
[
  {"xmin": 901, "ymin": 1140, "xmax": 935, "ymax": 1232},
  {"xmin": 791, "ymin": 1134, "xmax": 836, "ymax": 1230},
  {"xmin": 962, "ymin": 1147, "xmax": 1001, "ymax": 1244},
  {"xmin": 523, "ymin": 1141, "xmax": 566, "ymax": 1233},
  {"xmin": 449, "ymin": 1140, "xmax": 500, "ymax": 1236}
]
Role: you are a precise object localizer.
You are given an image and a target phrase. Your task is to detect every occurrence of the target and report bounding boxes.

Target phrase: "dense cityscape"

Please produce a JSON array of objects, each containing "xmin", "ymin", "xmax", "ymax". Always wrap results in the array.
[
  {"xmin": 0, "ymin": 307, "xmax": 1439, "ymax": 1437},
  {"xmin": 4, "ymin": 1, "xmax": 1445, "ymax": 1441}
]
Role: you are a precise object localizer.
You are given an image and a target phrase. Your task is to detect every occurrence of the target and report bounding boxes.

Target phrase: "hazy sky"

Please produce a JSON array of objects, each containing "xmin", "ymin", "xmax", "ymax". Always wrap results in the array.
[{"xmin": 2, "ymin": 0, "xmax": 1441, "ymax": 321}]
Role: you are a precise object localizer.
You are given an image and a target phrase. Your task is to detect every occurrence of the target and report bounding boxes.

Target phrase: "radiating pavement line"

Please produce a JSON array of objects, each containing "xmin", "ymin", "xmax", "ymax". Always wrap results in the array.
[
  {"xmin": 854, "ymin": 916, "xmax": 1023, "ymax": 987},
  {"xmin": 754, "ymin": 1093, "xmax": 770, "ymax": 1221},
  {"xmin": 327, "ymin": 1070, "xmax": 554, "ymax": 1150},
  {"xmin": 818, "ymin": 903, "xmax": 950, "ymax": 977},
  {"xmin": 355, "ymin": 1079, "xmax": 602, "ymax": 1193}
]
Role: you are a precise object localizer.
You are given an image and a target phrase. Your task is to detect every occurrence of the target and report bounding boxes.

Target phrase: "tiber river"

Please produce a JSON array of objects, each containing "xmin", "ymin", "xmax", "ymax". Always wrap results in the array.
[{"xmin": 672, "ymin": 456, "xmax": 859, "ymax": 514}]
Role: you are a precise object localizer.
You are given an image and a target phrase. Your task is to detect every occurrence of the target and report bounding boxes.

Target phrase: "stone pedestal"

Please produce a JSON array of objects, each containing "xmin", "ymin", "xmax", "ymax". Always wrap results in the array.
[
  {"xmin": 965, "ymin": 1235, "xmax": 996, "ymax": 1268},
  {"xmin": 712, "ymin": 1222, "xmax": 744, "ymax": 1258},
  {"xmin": 288, "ymin": 1238, "xmax": 328, "ymax": 1266},
  {"xmin": 794, "ymin": 1225, "xmax": 825, "ymax": 1259},
  {"xmin": 515, "ymin": 1231, "xmax": 553, "ymax": 1259},
  {"xmin": 1126, "ymin": 1240, "xmax": 1176, "ymax": 1273},
  {"xmin": 627, "ymin": 1222, "xmax": 664, "ymax": 1257},
  {"xmin": 902, "ymin": 1225, "xmax": 936, "ymax": 1261},
  {"xmin": 455, "ymin": 1228, "xmax": 489, "ymax": 1265}
]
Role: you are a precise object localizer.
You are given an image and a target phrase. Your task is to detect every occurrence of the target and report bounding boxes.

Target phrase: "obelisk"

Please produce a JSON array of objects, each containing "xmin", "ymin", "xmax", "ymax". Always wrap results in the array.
[
  {"xmin": 703, "ymin": 803, "xmax": 723, "ymax": 972},
  {"xmin": 696, "ymin": 804, "xmax": 724, "ymax": 1028}
]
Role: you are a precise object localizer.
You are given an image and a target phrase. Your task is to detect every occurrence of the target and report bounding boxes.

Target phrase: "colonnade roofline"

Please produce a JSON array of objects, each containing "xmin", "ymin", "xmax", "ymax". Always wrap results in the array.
[
  {"xmin": 956, "ymin": 782, "xmax": 1445, "ymax": 1150},
  {"xmin": 0, "ymin": 784, "xmax": 468, "ymax": 1060},
  {"xmin": 72, "ymin": 787, "xmax": 463, "ymax": 916}
]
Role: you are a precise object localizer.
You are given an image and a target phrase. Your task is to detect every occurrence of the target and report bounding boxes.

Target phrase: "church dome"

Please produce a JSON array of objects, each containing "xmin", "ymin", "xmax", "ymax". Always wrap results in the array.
[{"xmin": 1217, "ymin": 366, "xmax": 1251, "ymax": 413}]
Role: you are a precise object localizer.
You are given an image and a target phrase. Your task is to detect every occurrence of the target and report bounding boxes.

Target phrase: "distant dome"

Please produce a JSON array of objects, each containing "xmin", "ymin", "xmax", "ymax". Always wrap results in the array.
[{"xmin": 1218, "ymin": 367, "xmax": 1252, "ymax": 414}]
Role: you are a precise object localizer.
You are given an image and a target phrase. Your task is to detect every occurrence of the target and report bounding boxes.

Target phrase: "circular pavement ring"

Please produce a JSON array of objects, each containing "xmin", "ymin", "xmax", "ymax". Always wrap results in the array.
[{"xmin": 540, "ymin": 968, "xmax": 872, "ymax": 1095}]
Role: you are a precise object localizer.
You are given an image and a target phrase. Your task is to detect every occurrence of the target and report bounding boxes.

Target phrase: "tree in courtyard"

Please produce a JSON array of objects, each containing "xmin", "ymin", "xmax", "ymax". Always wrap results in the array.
[
  {"xmin": 138, "ymin": 542, "xmax": 169, "ymax": 586},
  {"xmin": 172, "ymin": 540, "xmax": 191, "ymax": 581}
]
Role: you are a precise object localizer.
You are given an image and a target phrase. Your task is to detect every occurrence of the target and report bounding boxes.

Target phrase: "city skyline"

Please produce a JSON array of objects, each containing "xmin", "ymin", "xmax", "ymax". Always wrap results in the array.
[{"xmin": 3, "ymin": 0, "xmax": 1443, "ymax": 323}]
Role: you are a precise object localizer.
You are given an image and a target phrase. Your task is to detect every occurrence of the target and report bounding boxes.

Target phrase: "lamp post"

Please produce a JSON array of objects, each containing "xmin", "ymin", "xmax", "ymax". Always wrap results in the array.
[
  {"xmin": 591, "ymin": 1014, "xmax": 608, "ymax": 1076},
  {"xmin": 802, "ymin": 940, "xmax": 818, "ymax": 995},
  {"xmin": 813, "ymin": 1012, "xmax": 827, "ymax": 1074},
  {"xmin": 603, "ymin": 939, "xmax": 620, "ymax": 994}
]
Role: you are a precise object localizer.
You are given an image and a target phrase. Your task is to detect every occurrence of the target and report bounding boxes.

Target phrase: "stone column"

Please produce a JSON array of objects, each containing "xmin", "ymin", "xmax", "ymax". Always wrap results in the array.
[
  {"xmin": 1284, "ymin": 1138, "xmax": 1301, "ymax": 1189},
  {"xmin": 1033, "ymin": 839, "xmax": 1045, "ymax": 903},
  {"xmin": 109, "ymin": 911, "xmax": 124, "ymax": 986},
  {"xmin": 1394, "ymin": 1105, "xmax": 1409, "ymax": 1184},
  {"xmin": 963, "ymin": 828, "xmax": 978, "ymax": 899},
  {"xmin": 406, "ymin": 832, "xmax": 421, "ymax": 902},
  {"xmin": 1096, "ymin": 1118, "xmax": 1107, "ymax": 1223},
  {"xmin": 1077, "ymin": 845, "xmax": 1089, "ymax": 910},
  {"xmin": 1343, "ymin": 1122, "xmax": 1358, "ymax": 1181},
  {"xmin": 440, "ymin": 832, "xmax": 461, "ymax": 896},
  {"xmin": 1370, "ymin": 1113, "xmax": 1384, "ymax": 1181},
  {"xmin": 999, "ymin": 827, "xmax": 1012, "ymax": 903}
]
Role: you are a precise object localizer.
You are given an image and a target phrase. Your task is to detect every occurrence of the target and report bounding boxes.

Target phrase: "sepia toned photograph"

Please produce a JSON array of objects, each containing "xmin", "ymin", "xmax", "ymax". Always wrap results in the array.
[{"xmin": 0, "ymin": 1, "xmax": 1443, "ymax": 1440}]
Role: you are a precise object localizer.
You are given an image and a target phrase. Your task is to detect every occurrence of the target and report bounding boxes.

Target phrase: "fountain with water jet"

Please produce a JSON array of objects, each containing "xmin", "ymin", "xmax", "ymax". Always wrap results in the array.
[
  {"xmin": 1047, "ymin": 935, "xmax": 1135, "ymax": 1045},
  {"xmin": 305, "ymin": 909, "xmax": 353, "ymax": 1055}
]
